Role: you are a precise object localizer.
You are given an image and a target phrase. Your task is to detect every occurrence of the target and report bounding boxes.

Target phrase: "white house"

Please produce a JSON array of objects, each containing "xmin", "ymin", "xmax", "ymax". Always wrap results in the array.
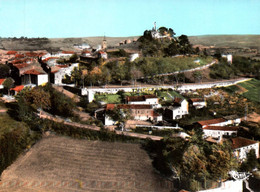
[
  {"xmin": 51, "ymin": 63, "xmax": 79, "ymax": 85},
  {"xmin": 21, "ymin": 69, "xmax": 48, "ymax": 86},
  {"xmin": 130, "ymin": 53, "xmax": 139, "ymax": 62},
  {"xmin": 189, "ymin": 98, "xmax": 207, "ymax": 109},
  {"xmin": 231, "ymin": 137, "xmax": 259, "ymax": 161},
  {"xmin": 222, "ymin": 54, "xmax": 233, "ymax": 64},
  {"xmin": 166, "ymin": 98, "xmax": 189, "ymax": 120},
  {"xmin": 126, "ymin": 95, "xmax": 161, "ymax": 108},
  {"xmin": 203, "ymin": 126, "xmax": 239, "ymax": 138}
]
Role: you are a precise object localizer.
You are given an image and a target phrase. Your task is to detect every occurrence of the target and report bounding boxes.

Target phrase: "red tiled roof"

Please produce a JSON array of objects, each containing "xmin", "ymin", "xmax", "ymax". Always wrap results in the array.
[
  {"xmin": 174, "ymin": 97, "xmax": 183, "ymax": 104},
  {"xmin": 190, "ymin": 98, "xmax": 205, "ymax": 102},
  {"xmin": 25, "ymin": 52, "xmax": 39, "ymax": 57},
  {"xmin": 42, "ymin": 57, "xmax": 59, "ymax": 62},
  {"xmin": 197, "ymin": 118, "xmax": 226, "ymax": 126},
  {"xmin": 203, "ymin": 126, "xmax": 239, "ymax": 131},
  {"xmin": 11, "ymin": 85, "xmax": 24, "ymax": 92},
  {"xmin": 57, "ymin": 65, "xmax": 69, "ymax": 68},
  {"xmin": 231, "ymin": 137, "xmax": 258, "ymax": 149},
  {"xmin": 23, "ymin": 69, "xmax": 44, "ymax": 75},
  {"xmin": 82, "ymin": 51, "xmax": 91, "ymax": 54},
  {"xmin": 106, "ymin": 104, "xmax": 152, "ymax": 110},
  {"xmin": 15, "ymin": 54, "xmax": 25, "ymax": 58},
  {"xmin": 14, "ymin": 63, "xmax": 29, "ymax": 69},
  {"xmin": 7, "ymin": 51, "xmax": 17, "ymax": 55},
  {"xmin": 127, "ymin": 95, "xmax": 157, "ymax": 102},
  {"xmin": 0, "ymin": 79, "xmax": 6, "ymax": 85},
  {"xmin": 62, "ymin": 51, "xmax": 75, "ymax": 54}
]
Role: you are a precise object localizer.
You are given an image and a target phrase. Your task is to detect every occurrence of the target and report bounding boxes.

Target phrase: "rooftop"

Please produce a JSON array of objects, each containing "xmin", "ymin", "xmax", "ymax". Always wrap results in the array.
[
  {"xmin": 127, "ymin": 95, "xmax": 157, "ymax": 102},
  {"xmin": 106, "ymin": 104, "xmax": 152, "ymax": 110},
  {"xmin": 197, "ymin": 118, "xmax": 227, "ymax": 126},
  {"xmin": 24, "ymin": 69, "xmax": 45, "ymax": 75},
  {"xmin": 231, "ymin": 137, "xmax": 258, "ymax": 149},
  {"xmin": 11, "ymin": 85, "xmax": 24, "ymax": 92},
  {"xmin": 190, "ymin": 98, "xmax": 205, "ymax": 102},
  {"xmin": 0, "ymin": 79, "xmax": 6, "ymax": 85},
  {"xmin": 203, "ymin": 126, "xmax": 239, "ymax": 131}
]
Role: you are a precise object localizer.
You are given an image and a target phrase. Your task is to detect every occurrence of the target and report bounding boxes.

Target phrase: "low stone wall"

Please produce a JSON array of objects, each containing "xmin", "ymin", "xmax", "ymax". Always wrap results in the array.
[{"xmin": 198, "ymin": 180, "xmax": 243, "ymax": 192}]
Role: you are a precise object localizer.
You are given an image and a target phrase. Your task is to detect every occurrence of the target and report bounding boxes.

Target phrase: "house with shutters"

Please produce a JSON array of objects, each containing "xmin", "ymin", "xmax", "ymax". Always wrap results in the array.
[
  {"xmin": 203, "ymin": 126, "xmax": 239, "ymax": 138},
  {"xmin": 105, "ymin": 104, "xmax": 162, "ymax": 125},
  {"xmin": 165, "ymin": 98, "xmax": 189, "ymax": 120},
  {"xmin": 189, "ymin": 98, "xmax": 207, "ymax": 109}
]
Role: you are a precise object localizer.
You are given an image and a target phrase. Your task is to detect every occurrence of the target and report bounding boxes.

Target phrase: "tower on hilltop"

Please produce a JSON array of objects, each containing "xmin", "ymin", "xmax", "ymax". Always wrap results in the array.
[{"xmin": 102, "ymin": 35, "xmax": 107, "ymax": 50}]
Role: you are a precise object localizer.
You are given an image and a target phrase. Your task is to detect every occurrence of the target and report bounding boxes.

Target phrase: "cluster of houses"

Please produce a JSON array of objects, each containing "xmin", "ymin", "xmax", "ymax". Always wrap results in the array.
[
  {"xmin": 99, "ymin": 92, "xmax": 258, "ymax": 162},
  {"xmin": 0, "ymin": 44, "xmax": 109, "ymax": 95}
]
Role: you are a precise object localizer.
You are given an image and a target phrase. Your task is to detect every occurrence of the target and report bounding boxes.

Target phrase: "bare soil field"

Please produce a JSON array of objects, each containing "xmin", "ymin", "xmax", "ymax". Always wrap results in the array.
[
  {"xmin": 247, "ymin": 112, "xmax": 260, "ymax": 123},
  {"xmin": 0, "ymin": 135, "xmax": 172, "ymax": 192}
]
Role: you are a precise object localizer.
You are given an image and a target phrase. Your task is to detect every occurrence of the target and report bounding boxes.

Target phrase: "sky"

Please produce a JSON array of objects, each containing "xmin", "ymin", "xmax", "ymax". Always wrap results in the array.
[{"xmin": 0, "ymin": 0, "xmax": 260, "ymax": 38}]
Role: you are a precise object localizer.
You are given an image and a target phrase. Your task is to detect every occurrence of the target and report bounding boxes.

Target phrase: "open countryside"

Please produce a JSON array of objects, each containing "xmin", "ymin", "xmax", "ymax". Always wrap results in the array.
[{"xmin": 1, "ymin": 1, "xmax": 260, "ymax": 192}]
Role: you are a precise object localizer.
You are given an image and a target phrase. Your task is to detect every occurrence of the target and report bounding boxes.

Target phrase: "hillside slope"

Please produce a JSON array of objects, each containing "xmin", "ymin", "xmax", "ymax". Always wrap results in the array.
[{"xmin": 0, "ymin": 135, "xmax": 172, "ymax": 192}]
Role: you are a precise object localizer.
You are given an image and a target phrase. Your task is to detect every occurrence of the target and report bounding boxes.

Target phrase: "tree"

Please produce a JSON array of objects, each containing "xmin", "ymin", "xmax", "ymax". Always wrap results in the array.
[
  {"xmin": 71, "ymin": 67, "xmax": 82, "ymax": 86},
  {"xmin": 106, "ymin": 107, "xmax": 132, "ymax": 130},
  {"xmin": 165, "ymin": 42, "xmax": 179, "ymax": 56},
  {"xmin": 178, "ymin": 35, "xmax": 193, "ymax": 54},
  {"xmin": 0, "ymin": 64, "xmax": 10, "ymax": 78},
  {"xmin": 240, "ymin": 149, "xmax": 258, "ymax": 171},
  {"xmin": 3, "ymin": 77, "xmax": 14, "ymax": 95},
  {"xmin": 192, "ymin": 71, "xmax": 203, "ymax": 83},
  {"xmin": 69, "ymin": 53, "xmax": 78, "ymax": 63}
]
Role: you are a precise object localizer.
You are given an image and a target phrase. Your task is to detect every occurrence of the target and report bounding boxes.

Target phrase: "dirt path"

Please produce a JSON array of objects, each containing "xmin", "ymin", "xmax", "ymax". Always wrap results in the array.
[{"xmin": 38, "ymin": 111, "xmax": 163, "ymax": 141}]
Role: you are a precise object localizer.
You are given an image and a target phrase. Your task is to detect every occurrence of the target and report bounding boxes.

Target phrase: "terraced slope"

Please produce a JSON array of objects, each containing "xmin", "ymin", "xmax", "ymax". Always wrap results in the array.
[{"xmin": 0, "ymin": 136, "xmax": 173, "ymax": 192}]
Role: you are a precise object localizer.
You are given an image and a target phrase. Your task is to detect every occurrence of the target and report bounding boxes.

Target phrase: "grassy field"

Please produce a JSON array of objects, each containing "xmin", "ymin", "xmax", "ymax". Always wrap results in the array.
[
  {"xmin": 0, "ymin": 135, "xmax": 172, "ymax": 192},
  {"xmin": 222, "ymin": 78, "xmax": 260, "ymax": 103},
  {"xmin": 136, "ymin": 56, "xmax": 214, "ymax": 77}
]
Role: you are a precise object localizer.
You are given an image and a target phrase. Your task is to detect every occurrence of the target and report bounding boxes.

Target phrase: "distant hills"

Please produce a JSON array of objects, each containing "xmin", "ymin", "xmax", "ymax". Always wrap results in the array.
[
  {"xmin": 0, "ymin": 35, "xmax": 259, "ymax": 51},
  {"xmin": 189, "ymin": 35, "xmax": 260, "ymax": 50}
]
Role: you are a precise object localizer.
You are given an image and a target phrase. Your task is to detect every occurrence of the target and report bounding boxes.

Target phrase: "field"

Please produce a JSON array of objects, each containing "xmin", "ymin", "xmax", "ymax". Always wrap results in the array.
[
  {"xmin": 189, "ymin": 35, "xmax": 260, "ymax": 50},
  {"xmin": 0, "ymin": 136, "xmax": 172, "ymax": 192},
  {"xmin": 222, "ymin": 78, "xmax": 260, "ymax": 103}
]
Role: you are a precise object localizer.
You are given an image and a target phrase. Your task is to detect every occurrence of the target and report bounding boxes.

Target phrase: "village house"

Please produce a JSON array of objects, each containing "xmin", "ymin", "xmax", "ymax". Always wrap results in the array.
[
  {"xmin": 50, "ymin": 63, "xmax": 79, "ymax": 85},
  {"xmin": 126, "ymin": 95, "xmax": 161, "ymax": 108},
  {"xmin": 231, "ymin": 137, "xmax": 259, "ymax": 161},
  {"xmin": 105, "ymin": 104, "xmax": 162, "ymax": 126},
  {"xmin": 10, "ymin": 85, "xmax": 25, "ymax": 95},
  {"xmin": 165, "ymin": 98, "xmax": 189, "ymax": 120},
  {"xmin": 223, "ymin": 115, "xmax": 242, "ymax": 125},
  {"xmin": 203, "ymin": 126, "xmax": 239, "ymax": 138},
  {"xmin": 188, "ymin": 98, "xmax": 207, "ymax": 109},
  {"xmin": 196, "ymin": 118, "xmax": 232, "ymax": 128}
]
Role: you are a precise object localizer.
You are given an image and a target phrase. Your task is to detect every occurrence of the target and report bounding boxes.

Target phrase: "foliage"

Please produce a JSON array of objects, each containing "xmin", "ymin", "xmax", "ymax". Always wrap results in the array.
[
  {"xmin": 2, "ymin": 77, "xmax": 14, "ymax": 95},
  {"xmin": 240, "ymin": 149, "xmax": 259, "ymax": 171},
  {"xmin": 0, "ymin": 64, "xmax": 10, "ymax": 78},
  {"xmin": 17, "ymin": 83, "xmax": 76, "ymax": 118},
  {"xmin": 142, "ymin": 131, "xmax": 238, "ymax": 191}
]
